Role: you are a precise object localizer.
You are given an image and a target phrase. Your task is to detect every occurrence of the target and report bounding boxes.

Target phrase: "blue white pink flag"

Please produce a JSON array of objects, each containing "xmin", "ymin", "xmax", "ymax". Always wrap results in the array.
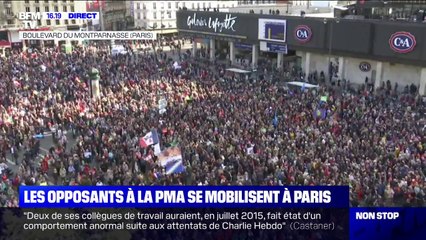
[
  {"xmin": 154, "ymin": 143, "xmax": 162, "ymax": 156},
  {"xmin": 139, "ymin": 129, "xmax": 159, "ymax": 148}
]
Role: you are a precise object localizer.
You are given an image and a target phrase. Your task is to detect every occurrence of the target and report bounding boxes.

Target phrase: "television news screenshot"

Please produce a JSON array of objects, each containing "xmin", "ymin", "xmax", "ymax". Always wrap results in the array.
[{"xmin": 0, "ymin": 0, "xmax": 425, "ymax": 240}]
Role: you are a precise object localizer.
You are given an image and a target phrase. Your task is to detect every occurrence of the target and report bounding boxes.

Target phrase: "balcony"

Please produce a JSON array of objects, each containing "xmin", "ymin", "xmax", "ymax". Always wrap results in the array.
[
  {"xmin": 3, "ymin": 2, "xmax": 12, "ymax": 8},
  {"xmin": 6, "ymin": 13, "xmax": 15, "ymax": 20},
  {"xmin": 0, "ymin": 23, "xmax": 20, "ymax": 29}
]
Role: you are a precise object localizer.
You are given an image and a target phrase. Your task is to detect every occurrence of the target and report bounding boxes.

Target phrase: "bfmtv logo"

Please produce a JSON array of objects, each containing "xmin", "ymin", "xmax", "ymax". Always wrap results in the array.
[
  {"xmin": 294, "ymin": 25, "xmax": 312, "ymax": 43},
  {"xmin": 389, "ymin": 32, "xmax": 416, "ymax": 53}
]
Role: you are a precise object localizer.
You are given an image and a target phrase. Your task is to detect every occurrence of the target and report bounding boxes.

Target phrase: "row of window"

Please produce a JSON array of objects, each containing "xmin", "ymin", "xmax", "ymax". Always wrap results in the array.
[
  {"xmin": 26, "ymin": 5, "xmax": 75, "ymax": 12},
  {"xmin": 135, "ymin": 2, "xmax": 230, "ymax": 10},
  {"xmin": 238, "ymin": 0, "xmax": 274, "ymax": 4},
  {"xmin": 136, "ymin": 11, "xmax": 174, "ymax": 20},
  {"xmin": 25, "ymin": 0, "xmax": 74, "ymax": 3},
  {"xmin": 38, "ymin": 19, "xmax": 77, "ymax": 25},
  {"xmin": 139, "ymin": 21, "xmax": 176, "ymax": 29},
  {"xmin": 6, "ymin": 19, "xmax": 76, "ymax": 26}
]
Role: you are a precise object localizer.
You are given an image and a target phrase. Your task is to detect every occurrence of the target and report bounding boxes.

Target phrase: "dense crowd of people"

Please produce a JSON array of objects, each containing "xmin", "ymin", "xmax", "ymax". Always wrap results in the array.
[{"xmin": 0, "ymin": 38, "xmax": 425, "ymax": 209}]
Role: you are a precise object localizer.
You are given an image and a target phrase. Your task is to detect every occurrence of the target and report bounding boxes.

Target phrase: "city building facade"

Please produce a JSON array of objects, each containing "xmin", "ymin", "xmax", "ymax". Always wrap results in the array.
[
  {"xmin": 132, "ymin": 1, "xmax": 238, "ymax": 34},
  {"xmin": 347, "ymin": 0, "xmax": 426, "ymax": 22},
  {"xmin": 176, "ymin": 10, "xmax": 426, "ymax": 96},
  {"xmin": 102, "ymin": 0, "xmax": 127, "ymax": 30},
  {"xmin": 229, "ymin": 0, "xmax": 289, "ymax": 15},
  {"xmin": 0, "ymin": 0, "xmax": 86, "ymax": 53},
  {"xmin": 0, "ymin": 0, "xmax": 86, "ymax": 29}
]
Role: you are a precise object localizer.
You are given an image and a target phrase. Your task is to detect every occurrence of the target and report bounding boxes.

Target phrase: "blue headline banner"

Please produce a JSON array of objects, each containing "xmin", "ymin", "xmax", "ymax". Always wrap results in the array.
[{"xmin": 19, "ymin": 186, "xmax": 349, "ymax": 208}]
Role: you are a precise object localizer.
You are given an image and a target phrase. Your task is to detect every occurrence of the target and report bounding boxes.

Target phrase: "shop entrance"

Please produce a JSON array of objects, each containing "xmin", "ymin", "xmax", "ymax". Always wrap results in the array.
[{"xmin": 234, "ymin": 42, "xmax": 252, "ymax": 68}]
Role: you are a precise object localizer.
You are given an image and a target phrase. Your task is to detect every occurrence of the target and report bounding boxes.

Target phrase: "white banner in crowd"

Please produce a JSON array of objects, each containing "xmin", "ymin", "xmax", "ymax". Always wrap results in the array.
[
  {"xmin": 158, "ymin": 98, "xmax": 167, "ymax": 115},
  {"xmin": 40, "ymin": 65, "xmax": 46, "ymax": 72},
  {"xmin": 158, "ymin": 98, "xmax": 167, "ymax": 110},
  {"xmin": 173, "ymin": 62, "xmax": 182, "ymax": 69},
  {"xmin": 158, "ymin": 147, "xmax": 185, "ymax": 175}
]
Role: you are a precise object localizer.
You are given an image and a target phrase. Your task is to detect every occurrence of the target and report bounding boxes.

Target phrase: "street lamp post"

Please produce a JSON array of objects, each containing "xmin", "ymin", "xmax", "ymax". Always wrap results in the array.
[
  {"xmin": 159, "ymin": 11, "xmax": 164, "ymax": 50},
  {"xmin": 88, "ymin": 67, "xmax": 100, "ymax": 99},
  {"xmin": 324, "ymin": 18, "xmax": 339, "ymax": 82},
  {"xmin": 161, "ymin": 11, "xmax": 164, "ymax": 35}
]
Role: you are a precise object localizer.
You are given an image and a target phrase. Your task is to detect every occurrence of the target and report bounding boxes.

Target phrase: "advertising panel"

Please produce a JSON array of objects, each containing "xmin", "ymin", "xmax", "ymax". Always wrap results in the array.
[{"xmin": 258, "ymin": 19, "xmax": 287, "ymax": 43}]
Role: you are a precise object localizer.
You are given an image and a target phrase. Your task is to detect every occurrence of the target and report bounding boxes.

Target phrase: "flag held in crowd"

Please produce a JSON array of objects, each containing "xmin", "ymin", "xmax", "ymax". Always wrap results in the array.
[
  {"xmin": 154, "ymin": 143, "xmax": 162, "ymax": 156},
  {"xmin": 158, "ymin": 147, "xmax": 185, "ymax": 175},
  {"xmin": 272, "ymin": 111, "xmax": 278, "ymax": 128},
  {"xmin": 185, "ymin": 95, "xmax": 193, "ymax": 104},
  {"xmin": 247, "ymin": 146, "xmax": 254, "ymax": 155},
  {"xmin": 313, "ymin": 108, "xmax": 327, "ymax": 120},
  {"xmin": 320, "ymin": 95, "xmax": 328, "ymax": 102},
  {"xmin": 173, "ymin": 61, "xmax": 182, "ymax": 69},
  {"xmin": 33, "ymin": 134, "xmax": 44, "ymax": 139},
  {"xmin": 139, "ymin": 129, "xmax": 159, "ymax": 148},
  {"xmin": 13, "ymin": 80, "xmax": 21, "ymax": 88},
  {"xmin": 158, "ymin": 98, "xmax": 167, "ymax": 110}
]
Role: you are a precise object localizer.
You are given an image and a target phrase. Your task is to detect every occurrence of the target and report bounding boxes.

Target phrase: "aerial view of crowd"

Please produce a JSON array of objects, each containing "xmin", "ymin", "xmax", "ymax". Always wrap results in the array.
[{"xmin": 0, "ymin": 38, "xmax": 425, "ymax": 208}]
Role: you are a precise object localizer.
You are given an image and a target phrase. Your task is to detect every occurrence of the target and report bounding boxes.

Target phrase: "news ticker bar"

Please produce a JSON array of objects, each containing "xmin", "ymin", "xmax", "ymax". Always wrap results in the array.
[
  {"xmin": 14, "ymin": 186, "xmax": 426, "ymax": 240},
  {"xmin": 20, "ymin": 186, "xmax": 348, "ymax": 208},
  {"xmin": 5, "ymin": 208, "xmax": 426, "ymax": 240},
  {"xmin": 19, "ymin": 12, "xmax": 99, "ymax": 20},
  {"xmin": 19, "ymin": 31, "xmax": 157, "ymax": 40},
  {"xmin": 6, "ymin": 208, "xmax": 350, "ymax": 239}
]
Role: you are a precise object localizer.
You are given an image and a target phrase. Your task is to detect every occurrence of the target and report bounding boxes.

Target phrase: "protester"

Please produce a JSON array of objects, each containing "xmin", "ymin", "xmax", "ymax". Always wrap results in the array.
[{"xmin": 0, "ymin": 38, "xmax": 424, "ymax": 208}]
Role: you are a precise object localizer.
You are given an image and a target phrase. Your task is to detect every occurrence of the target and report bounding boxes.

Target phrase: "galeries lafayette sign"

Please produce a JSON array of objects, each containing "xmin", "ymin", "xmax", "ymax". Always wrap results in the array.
[{"xmin": 186, "ymin": 13, "xmax": 237, "ymax": 33}]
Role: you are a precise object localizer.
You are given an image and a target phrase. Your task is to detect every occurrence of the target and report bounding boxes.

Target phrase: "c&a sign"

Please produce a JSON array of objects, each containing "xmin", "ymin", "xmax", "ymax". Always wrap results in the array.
[
  {"xmin": 389, "ymin": 31, "xmax": 416, "ymax": 53},
  {"xmin": 294, "ymin": 25, "xmax": 312, "ymax": 43}
]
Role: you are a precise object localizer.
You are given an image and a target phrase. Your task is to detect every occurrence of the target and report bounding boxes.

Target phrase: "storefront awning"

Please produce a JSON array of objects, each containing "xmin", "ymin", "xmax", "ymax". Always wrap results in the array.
[
  {"xmin": 226, "ymin": 68, "xmax": 252, "ymax": 74},
  {"xmin": 286, "ymin": 81, "xmax": 319, "ymax": 88},
  {"xmin": 152, "ymin": 28, "xmax": 178, "ymax": 35},
  {"xmin": 18, "ymin": 27, "xmax": 51, "ymax": 32},
  {"xmin": 0, "ymin": 40, "xmax": 11, "ymax": 47}
]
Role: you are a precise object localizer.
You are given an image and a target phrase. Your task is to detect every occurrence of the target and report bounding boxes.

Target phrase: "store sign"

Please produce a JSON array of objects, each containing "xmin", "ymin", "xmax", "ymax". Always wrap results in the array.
[
  {"xmin": 294, "ymin": 25, "xmax": 312, "ymax": 43},
  {"xmin": 194, "ymin": 38, "xmax": 209, "ymax": 44},
  {"xmin": 260, "ymin": 41, "xmax": 287, "ymax": 54},
  {"xmin": 359, "ymin": 62, "xmax": 371, "ymax": 72},
  {"xmin": 235, "ymin": 42, "xmax": 252, "ymax": 50},
  {"xmin": 186, "ymin": 13, "xmax": 237, "ymax": 33},
  {"xmin": 389, "ymin": 31, "xmax": 416, "ymax": 53}
]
